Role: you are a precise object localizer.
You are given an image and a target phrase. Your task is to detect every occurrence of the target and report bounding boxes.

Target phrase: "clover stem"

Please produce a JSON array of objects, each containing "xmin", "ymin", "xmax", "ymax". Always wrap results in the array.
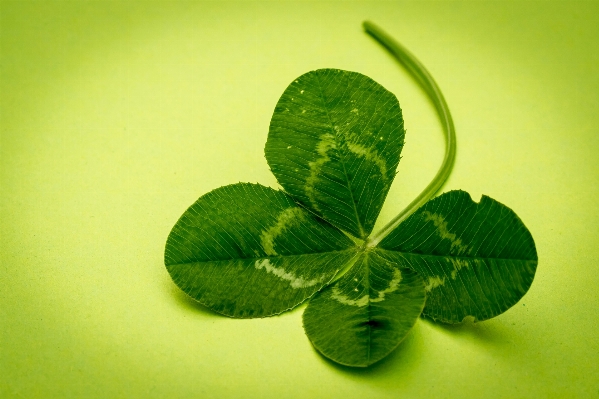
[{"xmin": 363, "ymin": 21, "xmax": 457, "ymax": 248}]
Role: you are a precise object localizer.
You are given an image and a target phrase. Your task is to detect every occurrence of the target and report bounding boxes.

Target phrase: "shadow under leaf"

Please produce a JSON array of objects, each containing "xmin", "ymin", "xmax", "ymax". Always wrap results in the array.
[
  {"xmin": 164, "ymin": 276, "xmax": 223, "ymax": 318},
  {"xmin": 420, "ymin": 313, "xmax": 516, "ymax": 348},
  {"xmin": 311, "ymin": 323, "xmax": 424, "ymax": 378}
]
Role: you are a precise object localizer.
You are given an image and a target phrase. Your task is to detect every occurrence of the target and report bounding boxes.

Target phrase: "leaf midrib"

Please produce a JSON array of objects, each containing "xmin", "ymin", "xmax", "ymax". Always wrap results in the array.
[
  {"xmin": 314, "ymin": 71, "xmax": 366, "ymax": 239},
  {"xmin": 377, "ymin": 248, "xmax": 538, "ymax": 263},
  {"xmin": 166, "ymin": 247, "xmax": 359, "ymax": 266}
]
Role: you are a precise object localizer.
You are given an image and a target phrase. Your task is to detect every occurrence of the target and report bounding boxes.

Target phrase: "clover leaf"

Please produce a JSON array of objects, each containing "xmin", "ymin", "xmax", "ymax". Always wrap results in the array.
[
  {"xmin": 165, "ymin": 183, "xmax": 356, "ymax": 318},
  {"xmin": 265, "ymin": 68, "xmax": 404, "ymax": 239},
  {"xmin": 164, "ymin": 21, "xmax": 538, "ymax": 367}
]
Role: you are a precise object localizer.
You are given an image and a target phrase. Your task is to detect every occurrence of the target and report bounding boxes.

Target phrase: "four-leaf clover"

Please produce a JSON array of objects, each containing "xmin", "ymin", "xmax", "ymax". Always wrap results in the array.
[{"xmin": 164, "ymin": 23, "xmax": 537, "ymax": 367}]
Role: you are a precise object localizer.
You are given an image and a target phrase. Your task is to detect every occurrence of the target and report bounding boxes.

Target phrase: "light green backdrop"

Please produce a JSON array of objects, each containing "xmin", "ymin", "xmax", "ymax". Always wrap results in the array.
[{"xmin": 2, "ymin": 1, "xmax": 598, "ymax": 398}]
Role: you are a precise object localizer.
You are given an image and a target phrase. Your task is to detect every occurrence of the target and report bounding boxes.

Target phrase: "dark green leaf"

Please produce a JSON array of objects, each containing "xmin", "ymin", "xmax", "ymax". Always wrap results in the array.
[
  {"xmin": 379, "ymin": 190, "xmax": 538, "ymax": 323},
  {"xmin": 165, "ymin": 183, "xmax": 356, "ymax": 318},
  {"xmin": 303, "ymin": 248, "xmax": 425, "ymax": 367},
  {"xmin": 265, "ymin": 69, "xmax": 404, "ymax": 239},
  {"xmin": 164, "ymin": 47, "xmax": 540, "ymax": 367}
]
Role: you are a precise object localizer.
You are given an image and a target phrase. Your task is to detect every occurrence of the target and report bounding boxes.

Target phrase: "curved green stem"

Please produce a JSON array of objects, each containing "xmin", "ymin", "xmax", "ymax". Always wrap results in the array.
[{"xmin": 363, "ymin": 21, "xmax": 456, "ymax": 247}]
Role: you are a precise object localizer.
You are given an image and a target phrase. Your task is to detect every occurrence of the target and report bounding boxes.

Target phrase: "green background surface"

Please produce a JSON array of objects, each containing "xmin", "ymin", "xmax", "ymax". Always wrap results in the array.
[{"xmin": 1, "ymin": 1, "xmax": 598, "ymax": 398}]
